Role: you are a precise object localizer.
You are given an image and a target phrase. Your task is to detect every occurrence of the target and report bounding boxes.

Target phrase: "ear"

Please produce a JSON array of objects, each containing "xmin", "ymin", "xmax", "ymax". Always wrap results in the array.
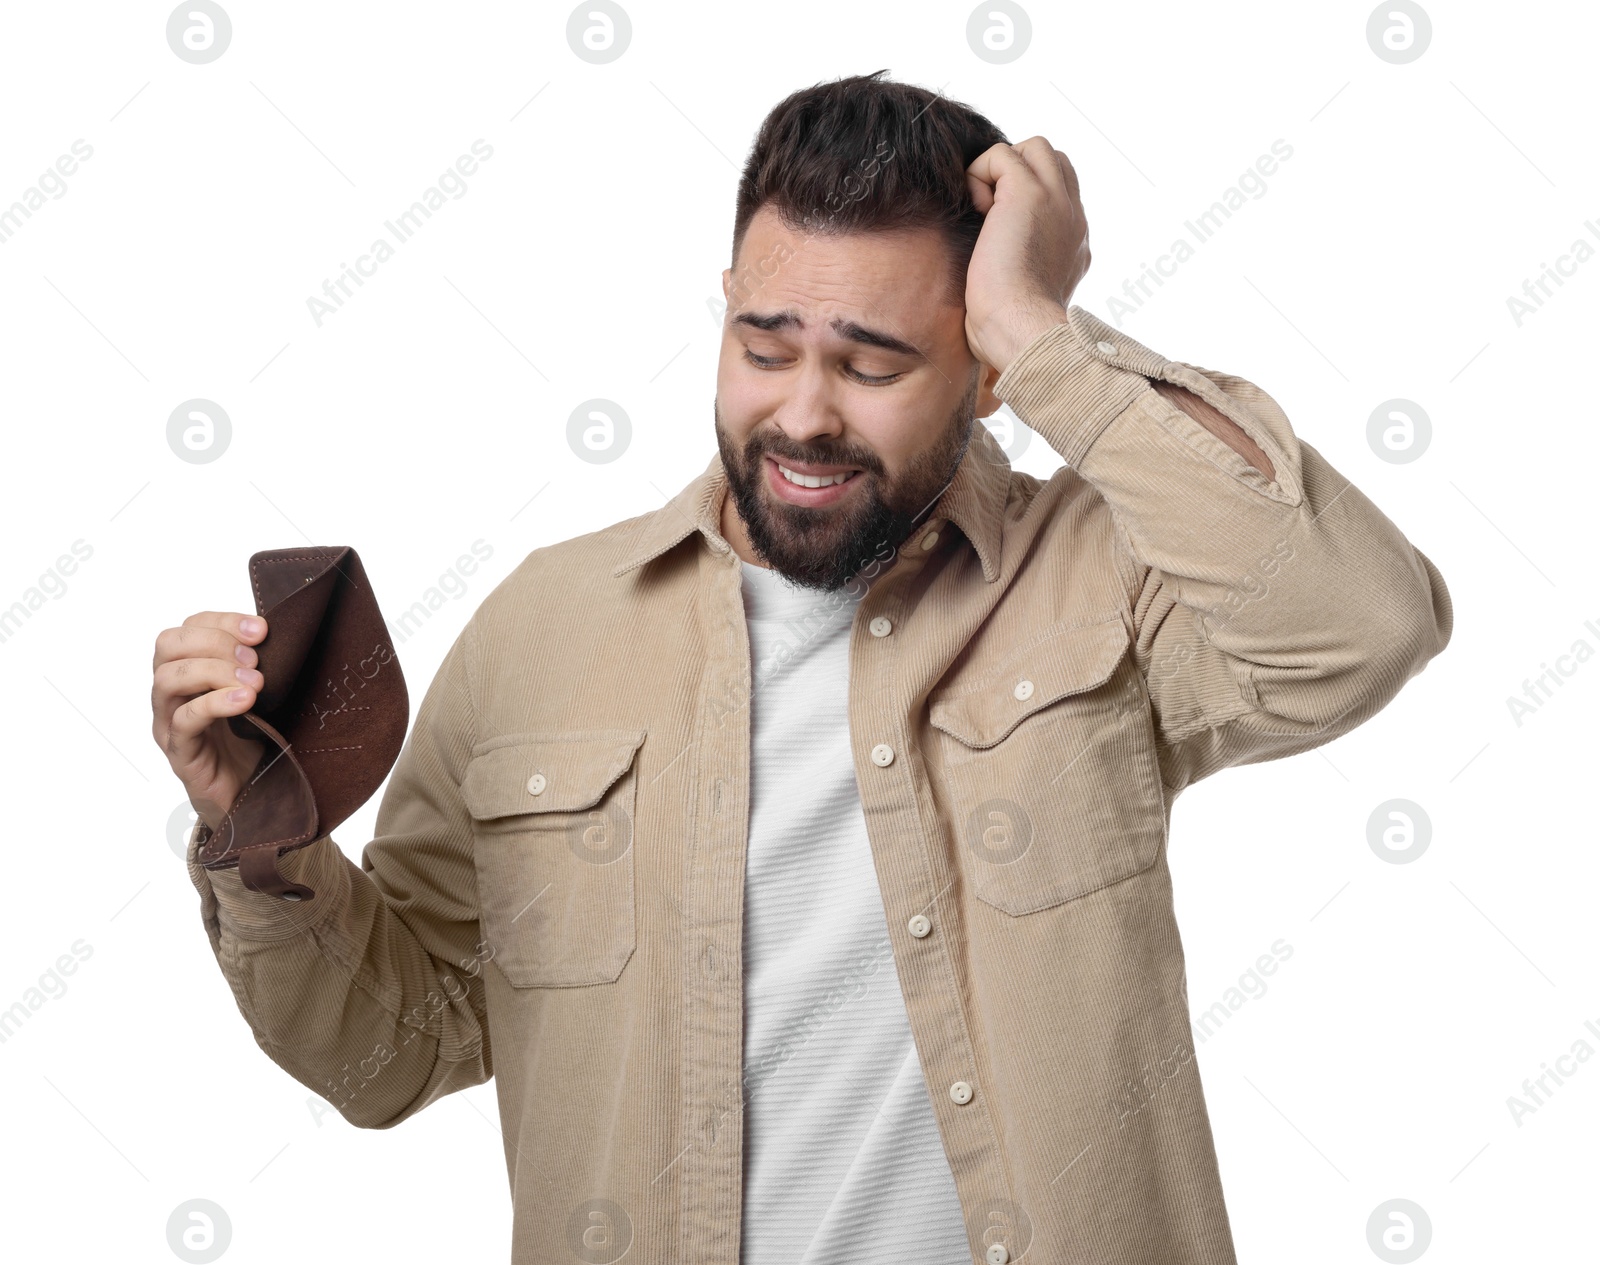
[{"xmin": 974, "ymin": 359, "xmax": 1005, "ymax": 420}]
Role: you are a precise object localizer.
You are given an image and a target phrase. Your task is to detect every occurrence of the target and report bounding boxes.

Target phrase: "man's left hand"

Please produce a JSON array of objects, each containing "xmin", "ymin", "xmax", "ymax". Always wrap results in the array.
[{"xmin": 963, "ymin": 137, "xmax": 1090, "ymax": 375}]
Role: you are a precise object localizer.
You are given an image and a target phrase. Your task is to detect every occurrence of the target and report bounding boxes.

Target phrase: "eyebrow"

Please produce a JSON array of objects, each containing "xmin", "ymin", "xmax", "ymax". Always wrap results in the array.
[{"xmin": 731, "ymin": 308, "xmax": 921, "ymax": 358}]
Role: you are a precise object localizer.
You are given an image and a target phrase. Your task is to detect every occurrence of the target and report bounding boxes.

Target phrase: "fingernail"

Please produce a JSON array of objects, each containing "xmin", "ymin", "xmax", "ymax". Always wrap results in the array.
[
  {"xmin": 229, "ymin": 688, "xmax": 250, "ymax": 702},
  {"xmin": 240, "ymin": 617, "xmax": 264, "ymax": 637},
  {"xmin": 234, "ymin": 643, "xmax": 256, "ymax": 666},
  {"xmin": 235, "ymin": 666, "xmax": 261, "ymax": 686}
]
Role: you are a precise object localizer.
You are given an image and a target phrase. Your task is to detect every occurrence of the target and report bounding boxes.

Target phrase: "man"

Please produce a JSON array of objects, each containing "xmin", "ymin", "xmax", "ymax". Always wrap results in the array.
[{"xmin": 151, "ymin": 71, "xmax": 1451, "ymax": 1264}]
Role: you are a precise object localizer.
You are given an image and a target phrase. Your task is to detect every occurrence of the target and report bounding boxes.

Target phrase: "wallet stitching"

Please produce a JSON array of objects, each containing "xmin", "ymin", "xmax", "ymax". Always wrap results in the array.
[
  {"xmin": 203, "ymin": 549, "xmax": 377, "ymax": 888},
  {"xmin": 250, "ymin": 551, "xmax": 338, "ymax": 612},
  {"xmin": 211, "ymin": 756, "xmax": 316, "ymax": 854},
  {"xmin": 230, "ymin": 550, "xmax": 351, "ymax": 856}
]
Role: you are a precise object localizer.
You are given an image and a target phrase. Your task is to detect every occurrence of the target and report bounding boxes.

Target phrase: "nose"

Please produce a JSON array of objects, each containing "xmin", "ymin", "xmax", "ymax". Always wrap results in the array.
[{"xmin": 770, "ymin": 360, "xmax": 847, "ymax": 450}]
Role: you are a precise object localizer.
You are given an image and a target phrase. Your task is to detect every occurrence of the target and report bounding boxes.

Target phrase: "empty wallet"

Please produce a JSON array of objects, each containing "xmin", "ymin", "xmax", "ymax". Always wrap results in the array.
[{"xmin": 194, "ymin": 546, "xmax": 409, "ymax": 901}]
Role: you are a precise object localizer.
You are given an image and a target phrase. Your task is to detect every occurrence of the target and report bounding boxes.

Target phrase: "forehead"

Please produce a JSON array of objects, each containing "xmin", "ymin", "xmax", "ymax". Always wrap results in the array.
[{"xmin": 732, "ymin": 203, "xmax": 955, "ymax": 327}]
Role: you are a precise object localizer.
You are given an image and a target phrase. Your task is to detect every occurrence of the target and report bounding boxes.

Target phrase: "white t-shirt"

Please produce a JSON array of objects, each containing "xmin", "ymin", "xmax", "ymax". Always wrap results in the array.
[{"xmin": 738, "ymin": 559, "xmax": 971, "ymax": 1265}]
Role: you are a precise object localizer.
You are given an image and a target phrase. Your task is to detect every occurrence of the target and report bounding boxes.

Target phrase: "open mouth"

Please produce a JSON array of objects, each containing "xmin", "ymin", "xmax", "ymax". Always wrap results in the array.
[
  {"xmin": 765, "ymin": 456, "xmax": 865, "ymax": 506},
  {"xmin": 775, "ymin": 463, "xmax": 861, "ymax": 488}
]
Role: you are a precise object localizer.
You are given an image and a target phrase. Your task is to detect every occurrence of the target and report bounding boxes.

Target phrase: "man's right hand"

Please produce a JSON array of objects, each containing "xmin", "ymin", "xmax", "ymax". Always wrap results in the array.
[{"xmin": 151, "ymin": 612, "xmax": 271, "ymax": 833}]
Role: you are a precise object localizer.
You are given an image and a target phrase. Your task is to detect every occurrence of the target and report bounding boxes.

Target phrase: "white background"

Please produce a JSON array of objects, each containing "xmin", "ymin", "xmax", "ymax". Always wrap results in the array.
[{"xmin": 0, "ymin": 1, "xmax": 1595, "ymax": 1261}]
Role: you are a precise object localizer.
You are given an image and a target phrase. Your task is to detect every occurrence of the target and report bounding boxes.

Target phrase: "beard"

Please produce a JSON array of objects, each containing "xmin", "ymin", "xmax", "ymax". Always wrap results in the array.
[{"xmin": 714, "ymin": 369, "xmax": 979, "ymax": 592}]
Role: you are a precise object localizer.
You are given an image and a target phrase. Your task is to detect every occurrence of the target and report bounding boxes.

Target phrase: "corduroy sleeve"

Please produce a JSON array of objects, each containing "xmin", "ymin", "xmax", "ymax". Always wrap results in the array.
[
  {"xmin": 992, "ymin": 304, "xmax": 1453, "ymax": 792},
  {"xmin": 185, "ymin": 619, "xmax": 492, "ymax": 1126}
]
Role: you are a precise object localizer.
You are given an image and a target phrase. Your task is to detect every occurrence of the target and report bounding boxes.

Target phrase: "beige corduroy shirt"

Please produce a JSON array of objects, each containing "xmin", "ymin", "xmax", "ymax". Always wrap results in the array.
[{"xmin": 186, "ymin": 305, "xmax": 1452, "ymax": 1265}]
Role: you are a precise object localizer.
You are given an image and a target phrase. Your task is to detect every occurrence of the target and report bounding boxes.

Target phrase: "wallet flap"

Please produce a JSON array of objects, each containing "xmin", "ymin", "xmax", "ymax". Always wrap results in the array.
[
  {"xmin": 253, "ymin": 546, "xmax": 350, "ymax": 612},
  {"xmin": 244, "ymin": 548, "xmax": 351, "ymax": 719},
  {"xmin": 202, "ymin": 544, "xmax": 407, "ymax": 902},
  {"xmin": 198, "ymin": 716, "xmax": 318, "ymax": 861}
]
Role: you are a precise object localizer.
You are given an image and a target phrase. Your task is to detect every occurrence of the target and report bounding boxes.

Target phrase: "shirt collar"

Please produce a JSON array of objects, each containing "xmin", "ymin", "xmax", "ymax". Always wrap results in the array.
[{"xmin": 610, "ymin": 420, "xmax": 1010, "ymax": 583}]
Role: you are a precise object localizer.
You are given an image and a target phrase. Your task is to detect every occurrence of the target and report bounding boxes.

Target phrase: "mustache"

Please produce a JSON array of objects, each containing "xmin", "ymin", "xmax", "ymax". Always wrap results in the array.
[{"xmin": 746, "ymin": 436, "xmax": 882, "ymax": 475}]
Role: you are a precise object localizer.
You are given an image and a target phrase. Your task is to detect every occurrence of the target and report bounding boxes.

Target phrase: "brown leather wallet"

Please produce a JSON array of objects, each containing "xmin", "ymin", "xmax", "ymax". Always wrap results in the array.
[{"xmin": 194, "ymin": 546, "xmax": 408, "ymax": 901}]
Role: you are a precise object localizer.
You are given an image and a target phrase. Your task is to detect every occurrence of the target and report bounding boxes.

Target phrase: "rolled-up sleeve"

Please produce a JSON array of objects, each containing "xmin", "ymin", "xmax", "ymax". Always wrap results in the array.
[
  {"xmin": 993, "ymin": 304, "xmax": 1453, "ymax": 792},
  {"xmin": 185, "ymin": 619, "xmax": 492, "ymax": 1126}
]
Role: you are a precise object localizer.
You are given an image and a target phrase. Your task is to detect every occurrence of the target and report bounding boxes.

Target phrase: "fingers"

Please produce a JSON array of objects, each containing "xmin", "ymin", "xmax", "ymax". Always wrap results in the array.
[
  {"xmin": 1052, "ymin": 147, "xmax": 1081, "ymax": 200},
  {"xmin": 153, "ymin": 653, "xmax": 262, "ymax": 717},
  {"xmin": 1014, "ymin": 138, "xmax": 1090, "ymax": 268},
  {"xmin": 1012, "ymin": 136, "xmax": 1067, "ymax": 192},
  {"xmin": 966, "ymin": 137, "xmax": 1081, "ymax": 212},
  {"xmin": 965, "ymin": 142, "xmax": 1034, "ymax": 213},
  {"xmin": 153, "ymin": 611, "xmax": 267, "ymax": 672},
  {"xmin": 155, "ymin": 681, "xmax": 258, "ymax": 764},
  {"xmin": 1012, "ymin": 137, "xmax": 1084, "ymax": 214},
  {"xmin": 151, "ymin": 611, "xmax": 268, "ymax": 766}
]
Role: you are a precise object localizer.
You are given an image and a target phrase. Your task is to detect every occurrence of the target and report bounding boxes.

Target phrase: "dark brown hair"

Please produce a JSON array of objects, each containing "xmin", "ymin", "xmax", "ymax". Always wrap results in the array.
[{"xmin": 732, "ymin": 70, "xmax": 1008, "ymax": 307}]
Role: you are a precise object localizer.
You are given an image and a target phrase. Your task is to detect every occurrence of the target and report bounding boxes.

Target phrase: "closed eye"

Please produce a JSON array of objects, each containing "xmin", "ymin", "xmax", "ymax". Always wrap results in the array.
[{"xmin": 742, "ymin": 349, "xmax": 904, "ymax": 386}]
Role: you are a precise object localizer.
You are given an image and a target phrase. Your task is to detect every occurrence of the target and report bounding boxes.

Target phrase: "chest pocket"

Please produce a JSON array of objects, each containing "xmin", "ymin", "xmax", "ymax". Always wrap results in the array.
[
  {"xmin": 928, "ymin": 615, "xmax": 1165, "ymax": 916},
  {"xmin": 462, "ymin": 730, "xmax": 645, "ymax": 987}
]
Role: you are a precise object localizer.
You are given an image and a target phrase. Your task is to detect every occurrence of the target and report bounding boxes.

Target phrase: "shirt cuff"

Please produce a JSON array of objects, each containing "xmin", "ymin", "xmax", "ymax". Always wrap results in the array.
[
  {"xmin": 185, "ymin": 815, "xmax": 349, "ymax": 942},
  {"xmin": 991, "ymin": 305, "xmax": 1164, "ymax": 469}
]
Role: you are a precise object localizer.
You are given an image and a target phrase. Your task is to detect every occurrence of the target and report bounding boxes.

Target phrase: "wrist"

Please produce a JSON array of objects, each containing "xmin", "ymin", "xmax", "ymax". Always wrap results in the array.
[{"xmin": 971, "ymin": 296, "xmax": 1068, "ymax": 374}]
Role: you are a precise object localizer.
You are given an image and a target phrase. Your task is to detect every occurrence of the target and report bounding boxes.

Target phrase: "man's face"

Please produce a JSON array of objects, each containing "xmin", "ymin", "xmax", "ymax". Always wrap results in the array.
[{"xmin": 715, "ymin": 204, "xmax": 1002, "ymax": 591}]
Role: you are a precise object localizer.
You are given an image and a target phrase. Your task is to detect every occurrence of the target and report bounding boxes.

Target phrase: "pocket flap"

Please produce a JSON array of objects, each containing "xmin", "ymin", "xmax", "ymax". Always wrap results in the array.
[
  {"xmin": 462, "ymin": 730, "xmax": 646, "ymax": 819},
  {"xmin": 929, "ymin": 616, "xmax": 1129, "ymax": 749}
]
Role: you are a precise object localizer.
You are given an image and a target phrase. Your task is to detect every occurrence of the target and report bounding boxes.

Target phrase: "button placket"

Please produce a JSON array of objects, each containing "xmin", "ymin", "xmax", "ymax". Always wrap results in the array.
[
  {"xmin": 677, "ymin": 544, "xmax": 755, "ymax": 1262},
  {"xmin": 850, "ymin": 570, "xmax": 1013, "ymax": 1259}
]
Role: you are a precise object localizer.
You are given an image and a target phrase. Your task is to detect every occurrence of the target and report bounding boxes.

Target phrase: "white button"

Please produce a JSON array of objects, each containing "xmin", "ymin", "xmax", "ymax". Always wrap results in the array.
[
  {"xmin": 949, "ymin": 1080, "xmax": 973, "ymax": 1104},
  {"xmin": 1013, "ymin": 679, "xmax": 1034, "ymax": 701},
  {"xmin": 1096, "ymin": 339, "xmax": 1118, "ymax": 356},
  {"xmin": 919, "ymin": 530, "xmax": 939, "ymax": 551},
  {"xmin": 986, "ymin": 1245, "xmax": 1011, "ymax": 1265},
  {"xmin": 869, "ymin": 616, "xmax": 893, "ymax": 637},
  {"xmin": 526, "ymin": 772, "xmax": 547, "ymax": 795},
  {"xmin": 870, "ymin": 743, "xmax": 895, "ymax": 767},
  {"xmin": 907, "ymin": 914, "xmax": 931, "ymax": 938}
]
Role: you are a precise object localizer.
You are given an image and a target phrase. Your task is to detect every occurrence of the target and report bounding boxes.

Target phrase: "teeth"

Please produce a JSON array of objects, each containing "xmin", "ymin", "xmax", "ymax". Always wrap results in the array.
[{"xmin": 778, "ymin": 464, "xmax": 857, "ymax": 488}]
